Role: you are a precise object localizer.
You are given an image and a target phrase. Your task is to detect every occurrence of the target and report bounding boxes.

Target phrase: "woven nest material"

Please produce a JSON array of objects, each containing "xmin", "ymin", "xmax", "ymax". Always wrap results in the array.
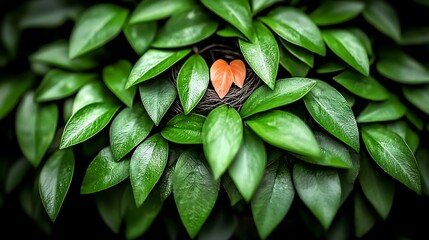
[{"xmin": 169, "ymin": 40, "xmax": 262, "ymax": 116}]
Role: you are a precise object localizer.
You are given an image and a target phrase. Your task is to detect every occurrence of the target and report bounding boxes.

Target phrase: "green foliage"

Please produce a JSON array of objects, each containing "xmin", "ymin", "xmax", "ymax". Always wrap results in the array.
[{"xmin": 1, "ymin": 0, "xmax": 429, "ymax": 239}]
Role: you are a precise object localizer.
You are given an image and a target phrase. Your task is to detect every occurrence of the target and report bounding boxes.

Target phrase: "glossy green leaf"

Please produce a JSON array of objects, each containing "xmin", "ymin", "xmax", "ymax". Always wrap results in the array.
[
  {"xmin": 362, "ymin": 125, "xmax": 421, "ymax": 194},
  {"xmin": 403, "ymin": 84, "xmax": 429, "ymax": 115},
  {"xmin": 297, "ymin": 131, "xmax": 354, "ymax": 169},
  {"xmin": 338, "ymin": 150, "xmax": 360, "ymax": 204},
  {"xmin": 39, "ymin": 149, "xmax": 74, "ymax": 222},
  {"xmin": 401, "ymin": 27, "xmax": 429, "ymax": 45},
  {"xmin": 202, "ymin": 105, "xmax": 243, "ymax": 179},
  {"xmin": 240, "ymin": 78, "xmax": 317, "ymax": 118},
  {"xmin": 127, "ymin": 48, "xmax": 191, "ymax": 88},
  {"xmin": 228, "ymin": 128, "xmax": 266, "ymax": 202},
  {"xmin": 222, "ymin": 174, "xmax": 243, "ymax": 206},
  {"xmin": 129, "ymin": 0, "xmax": 195, "ymax": 23},
  {"xmin": 293, "ymin": 162, "xmax": 341, "ymax": 229},
  {"xmin": 385, "ymin": 120, "xmax": 420, "ymax": 153},
  {"xmin": 103, "ymin": 60, "xmax": 136, "ymax": 108},
  {"xmin": 341, "ymin": 89, "xmax": 356, "ymax": 108},
  {"xmin": 110, "ymin": 104, "xmax": 154, "ymax": 161},
  {"xmin": 309, "ymin": 1, "xmax": 365, "ymax": 26},
  {"xmin": 357, "ymin": 95, "xmax": 406, "ymax": 123},
  {"xmin": 201, "ymin": 0, "xmax": 254, "ymax": 41},
  {"xmin": 159, "ymin": 163, "xmax": 176, "ymax": 202},
  {"xmin": 139, "ymin": 73, "xmax": 177, "ymax": 126},
  {"xmin": 354, "ymin": 190, "xmax": 378, "ymax": 238},
  {"xmin": 35, "ymin": 69, "xmax": 96, "ymax": 102},
  {"xmin": 278, "ymin": 44, "xmax": 310, "ymax": 77},
  {"xmin": 80, "ymin": 147, "xmax": 130, "ymax": 194},
  {"xmin": 251, "ymin": 160, "xmax": 294, "ymax": 239},
  {"xmin": 406, "ymin": 109, "xmax": 425, "ymax": 131},
  {"xmin": 0, "ymin": 72, "xmax": 34, "ymax": 120},
  {"xmin": 177, "ymin": 54, "xmax": 209, "ymax": 114},
  {"xmin": 130, "ymin": 133, "xmax": 168, "ymax": 207},
  {"xmin": 60, "ymin": 103, "xmax": 120, "ymax": 149},
  {"xmin": 358, "ymin": 152, "xmax": 395, "ymax": 219},
  {"xmin": 152, "ymin": 7, "xmax": 218, "ymax": 48},
  {"xmin": 30, "ymin": 40, "xmax": 97, "ymax": 71},
  {"xmin": 251, "ymin": 0, "xmax": 282, "ymax": 15},
  {"xmin": 260, "ymin": 7, "xmax": 326, "ymax": 56},
  {"xmin": 332, "ymin": 69, "xmax": 389, "ymax": 101},
  {"xmin": 280, "ymin": 38, "xmax": 314, "ymax": 67},
  {"xmin": 72, "ymin": 81, "xmax": 116, "ymax": 114},
  {"xmin": 322, "ymin": 29, "xmax": 369, "ymax": 76},
  {"xmin": 416, "ymin": 148, "xmax": 429, "ymax": 196},
  {"xmin": 303, "ymin": 80, "xmax": 360, "ymax": 152},
  {"xmin": 124, "ymin": 21, "xmax": 157, "ymax": 55},
  {"xmin": 161, "ymin": 113, "xmax": 205, "ymax": 144},
  {"xmin": 239, "ymin": 21, "xmax": 279, "ymax": 89},
  {"xmin": 246, "ymin": 110, "xmax": 320, "ymax": 158},
  {"xmin": 16, "ymin": 92, "xmax": 58, "ymax": 167},
  {"xmin": 69, "ymin": 3, "xmax": 129, "ymax": 58},
  {"xmin": 315, "ymin": 60, "xmax": 346, "ymax": 74},
  {"xmin": 95, "ymin": 186, "xmax": 126, "ymax": 234},
  {"xmin": 363, "ymin": 0, "xmax": 401, "ymax": 42},
  {"xmin": 349, "ymin": 27, "xmax": 374, "ymax": 56},
  {"xmin": 376, "ymin": 50, "xmax": 429, "ymax": 84},
  {"xmin": 173, "ymin": 149, "xmax": 220, "ymax": 239},
  {"xmin": 124, "ymin": 186, "xmax": 163, "ymax": 239},
  {"xmin": 216, "ymin": 24, "xmax": 247, "ymax": 40}
]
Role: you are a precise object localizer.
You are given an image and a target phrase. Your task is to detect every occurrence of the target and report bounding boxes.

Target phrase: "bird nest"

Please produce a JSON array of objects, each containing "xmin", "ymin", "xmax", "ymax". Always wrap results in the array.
[{"xmin": 169, "ymin": 40, "xmax": 262, "ymax": 116}]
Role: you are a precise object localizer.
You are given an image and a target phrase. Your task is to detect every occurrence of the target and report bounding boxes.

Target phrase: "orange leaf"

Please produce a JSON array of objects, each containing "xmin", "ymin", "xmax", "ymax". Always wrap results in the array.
[{"xmin": 210, "ymin": 59, "xmax": 246, "ymax": 99}]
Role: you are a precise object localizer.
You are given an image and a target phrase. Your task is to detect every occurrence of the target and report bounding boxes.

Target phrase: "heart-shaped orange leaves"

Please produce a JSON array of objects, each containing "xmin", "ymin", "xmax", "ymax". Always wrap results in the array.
[{"xmin": 210, "ymin": 59, "xmax": 246, "ymax": 99}]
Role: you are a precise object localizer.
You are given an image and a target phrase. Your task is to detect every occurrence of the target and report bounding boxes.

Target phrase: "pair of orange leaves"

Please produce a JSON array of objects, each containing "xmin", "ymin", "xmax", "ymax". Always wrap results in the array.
[{"xmin": 210, "ymin": 59, "xmax": 246, "ymax": 99}]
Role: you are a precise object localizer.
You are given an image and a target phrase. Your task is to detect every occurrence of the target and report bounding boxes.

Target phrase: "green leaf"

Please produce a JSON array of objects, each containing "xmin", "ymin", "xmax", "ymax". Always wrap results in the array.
[
  {"xmin": 280, "ymin": 38, "xmax": 314, "ymax": 67},
  {"xmin": 173, "ymin": 149, "xmax": 220, "ymax": 239},
  {"xmin": 152, "ymin": 7, "xmax": 218, "ymax": 48},
  {"xmin": 349, "ymin": 27, "xmax": 374, "ymax": 56},
  {"xmin": 246, "ymin": 110, "xmax": 320, "ymax": 158},
  {"xmin": 216, "ymin": 24, "xmax": 247, "ymax": 40},
  {"xmin": 130, "ymin": 133, "xmax": 168, "ymax": 207},
  {"xmin": 198, "ymin": 210, "xmax": 238, "ymax": 240},
  {"xmin": 260, "ymin": 7, "xmax": 326, "ymax": 56},
  {"xmin": 124, "ymin": 21, "xmax": 157, "ymax": 55},
  {"xmin": 251, "ymin": 160, "xmax": 294, "ymax": 239},
  {"xmin": 222, "ymin": 174, "xmax": 243, "ymax": 206},
  {"xmin": 400, "ymin": 27, "xmax": 429, "ymax": 45},
  {"xmin": 376, "ymin": 50, "xmax": 429, "ymax": 84},
  {"xmin": 315, "ymin": 60, "xmax": 346, "ymax": 74},
  {"xmin": 202, "ymin": 105, "xmax": 243, "ymax": 179},
  {"xmin": 159, "ymin": 163, "xmax": 176, "ymax": 201},
  {"xmin": 358, "ymin": 152, "xmax": 395, "ymax": 219},
  {"xmin": 357, "ymin": 95, "xmax": 406, "ymax": 123},
  {"xmin": 39, "ymin": 149, "xmax": 74, "ymax": 222},
  {"xmin": 103, "ymin": 60, "xmax": 136, "ymax": 108},
  {"xmin": 332, "ymin": 69, "xmax": 390, "ymax": 101},
  {"xmin": 69, "ymin": 3, "xmax": 129, "ymax": 58},
  {"xmin": 322, "ymin": 29, "xmax": 369, "ymax": 76},
  {"xmin": 385, "ymin": 120, "xmax": 420, "ymax": 154},
  {"xmin": 139, "ymin": 73, "xmax": 177, "ymax": 126},
  {"xmin": 129, "ymin": 0, "xmax": 195, "ymax": 23},
  {"xmin": 95, "ymin": 186, "xmax": 126, "ymax": 234},
  {"xmin": 161, "ymin": 113, "xmax": 205, "ymax": 144},
  {"xmin": 240, "ymin": 78, "xmax": 316, "ymax": 118},
  {"xmin": 177, "ymin": 54, "xmax": 209, "ymax": 114},
  {"xmin": 201, "ymin": 0, "xmax": 254, "ymax": 41},
  {"xmin": 403, "ymin": 84, "xmax": 429, "ymax": 115},
  {"xmin": 127, "ymin": 48, "xmax": 191, "ymax": 88},
  {"xmin": 278, "ymin": 44, "xmax": 310, "ymax": 77},
  {"xmin": 30, "ymin": 40, "xmax": 98, "ymax": 71},
  {"xmin": 80, "ymin": 147, "xmax": 130, "ymax": 194},
  {"xmin": 309, "ymin": 1, "xmax": 365, "ymax": 26},
  {"xmin": 406, "ymin": 109, "xmax": 424, "ymax": 131},
  {"xmin": 239, "ymin": 21, "xmax": 279, "ymax": 89},
  {"xmin": 110, "ymin": 104, "xmax": 154, "ymax": 161},
  {"xmin": 5, "ymin": 158, "xmax": 31, "ymax": 194},
  {"xmin": 60, "ymin": 103, "xmax": 120, "ymax": 149},
  {"xmin": 0, "ymin": 72, "xmax": 34, "ymax": 120},
  {"xmin": 16, "ymin": 92, "xmax": 58, "ymax": 167},
  {"xmin": 293, "ymin": 162, "xmax": 341, "ymax": 229},
  {"xmin": 363, "ymin": 0, "xmax": 401, "ymax": 42},
  {"xmin": 354, "ymin": 190, "xmax": 378, "ymax": 238},
  {"xmin": 338, "ymin": 150, "xmax": 360, "ymax": 204},
  {"xmin": 303, "ymin": 80, "xmax": 360, "ymax": 152},
  {"xmin": 362, "ymin": 125, "xmax": 421, "ymax": 194},
  {"xmin": 251, "ymin": 0, "xmax": 282, "ymax": 15},
  {"xmin": 124, "ymin": 186, "xmax": 163, "ymax": 239},
  {"xmin": 416, "ymin": 148, "xmax": 429, "ymax": 196},
  {"xmin": 297, "ymin": 131, "xmax": 354, "ymax": 169},
  {"xmin": 228, "ymin": 128, "xmax": 266, "ymax": 202},
  {"xmin": 72, "ymin": 81, "xmax": 116, "ymax": 114},
  {"xmin": 35, "ymin": 69, "xmax": 96, "ymax": 102}
]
